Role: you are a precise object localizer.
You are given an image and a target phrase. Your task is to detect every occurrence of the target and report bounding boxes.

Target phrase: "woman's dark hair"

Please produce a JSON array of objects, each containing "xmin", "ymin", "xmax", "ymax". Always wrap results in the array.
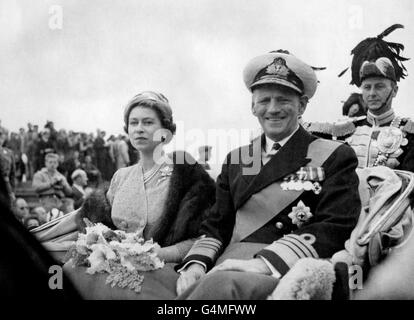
[
  {"xmin": 123, "ymin": 93, "xmax": 176, "ymax": 136},
  {"xmin": 342, "ymin": 93, "xmax": 366, "ymax": 116}
]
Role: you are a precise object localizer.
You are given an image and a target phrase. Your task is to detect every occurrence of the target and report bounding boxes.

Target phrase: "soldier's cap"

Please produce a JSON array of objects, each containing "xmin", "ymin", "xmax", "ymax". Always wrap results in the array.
[
  {"xmin": 243, "ymin": 50, "xmax": 319, "ymax": 99},
  {"xmin": 338, "ymin": 24, "xmax": 409, "ymax": 86},
  {"xmin": 123, "ymin": 91, "xmax": 172, "ymax": 126},
  {"xmin": 359, "ymin": 57, "xmax": 397, "ymax": 84}
]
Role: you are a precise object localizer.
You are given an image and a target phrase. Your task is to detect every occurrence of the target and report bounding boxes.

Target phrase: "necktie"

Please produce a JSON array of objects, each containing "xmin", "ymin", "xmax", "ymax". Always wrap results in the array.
[
  {"xmin": 268, "ymin": 142, "xmax": 281, "ymax": 156},
  {"xmin": 272, "ymin": 142, "xmax": 281, "ymax": 151}
]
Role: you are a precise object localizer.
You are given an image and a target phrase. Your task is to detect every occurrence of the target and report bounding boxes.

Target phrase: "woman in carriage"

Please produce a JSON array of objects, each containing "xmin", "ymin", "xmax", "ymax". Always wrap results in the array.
[{"xmin": 34, "ymin": 91, "xmax": 216, "ymax": 299}]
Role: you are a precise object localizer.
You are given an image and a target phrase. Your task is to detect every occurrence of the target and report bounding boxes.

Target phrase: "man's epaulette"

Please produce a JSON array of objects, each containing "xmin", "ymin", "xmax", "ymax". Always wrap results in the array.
[
  {"xmin": 305, "ymin": 120, "xmax": 357, "ymax": 138},
  {"xmin": 304, "ymin": 122, "xmax": 335, "ymax": 135},
  {"xmin": 401, "ymin": 118, "xmax": 414, "ymax": 134}
]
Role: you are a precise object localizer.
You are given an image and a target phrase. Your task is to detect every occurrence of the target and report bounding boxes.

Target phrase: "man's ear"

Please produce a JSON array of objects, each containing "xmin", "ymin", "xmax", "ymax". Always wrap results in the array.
[
  {"xmin": 392, "ymin": 84, "xmax": 399, "ymax": 98},
  {"xmin": 251, "ymin": 101, "xmax": 257, "ymax": 116},
  {"xmin": 298, "ymin": 96, "xmax": 309, "ymax": 116}
]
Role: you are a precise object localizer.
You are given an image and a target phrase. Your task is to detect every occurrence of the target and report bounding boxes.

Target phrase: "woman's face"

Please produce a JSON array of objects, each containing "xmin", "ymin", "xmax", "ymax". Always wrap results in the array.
[
  {"xmin": 128, "ymin": 106, "xmax": 164, "ymax": 153},
  {"xmin": 348, "ymin": 104, "xmax": 361, "ymax": 117}
]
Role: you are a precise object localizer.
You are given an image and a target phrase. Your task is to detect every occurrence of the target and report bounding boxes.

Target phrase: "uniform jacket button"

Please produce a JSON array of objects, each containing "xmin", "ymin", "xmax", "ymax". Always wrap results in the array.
[{"xmin": 275, "ymin": 222, "xmax": 284, "ymax": 229}]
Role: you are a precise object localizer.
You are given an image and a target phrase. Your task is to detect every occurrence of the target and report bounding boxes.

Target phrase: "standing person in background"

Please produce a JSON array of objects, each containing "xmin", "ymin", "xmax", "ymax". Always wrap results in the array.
[
  {"xmin": 106, "ymin": 135, "xmax": 117, "ymax": 179},
  {"xmin": 44, "ymin": 121, "xmax": 57, "ymax": 144},
  {"xmin": 7, "ymin": 132, "xmax": 22, "ymax": 181},
  {"xmin": 18, "ymin": 127, "xmax": 29, "ymax": 182},
  {"xmin": 115, "ymin": 134, "xmax": 130, "ymax": 169},
  {"xmin": 93, "ymin": 129, "xmax": 107, "ymax": 177},
  {"xmin": 35, "ymin": 129, "xmax": 56, "ymax": 172},
  {"xmin": 0, "ymin": 130, "xmax": 16, "ymax": 204},
  {"xmin": 27, "ymin": 124, "xmax": 39, "ymax": 180},
  {"xmin": 56, "ymin": 129, "xmax": 70, "ymax": 158},
  {"xmin": 0, "ymin": 119, "xmax": 9, "ymax": 146},
  {"xmin": 62, "ymin": 150, "xmax": 81, "ymax": 185},
  {"xmin": 81, "ymin": 155, "xmax": 102, "ymax": 187},
  {"xmin": 67, "ymin": 131, "xmax": 78, "ymax": 160}
]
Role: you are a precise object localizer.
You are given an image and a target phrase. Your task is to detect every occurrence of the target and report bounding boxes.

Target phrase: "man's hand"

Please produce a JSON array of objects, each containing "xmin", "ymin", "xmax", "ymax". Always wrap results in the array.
[
  {"xmin": 209, "ymin": 258, "xmax": 272, "ymax": 275},
  {"xmin": 176, "ymin": 263, "xmax": 206, "ymax": 296},
  {"xmin": 51, "ymin": 176, "xmax": 60, "ymax": 185}
]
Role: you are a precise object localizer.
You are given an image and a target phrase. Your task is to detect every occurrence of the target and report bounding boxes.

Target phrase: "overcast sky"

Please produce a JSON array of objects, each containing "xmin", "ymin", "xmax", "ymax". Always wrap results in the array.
[{"xmin": 1, "ymin": 0, "xmax": 413, "ymax": 165}]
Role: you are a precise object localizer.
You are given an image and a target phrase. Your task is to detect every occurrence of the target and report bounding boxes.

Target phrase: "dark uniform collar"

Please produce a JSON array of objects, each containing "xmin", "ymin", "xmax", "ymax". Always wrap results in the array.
[{"xmin": 367, "ymin": 108, "xmax": 395, "ymax": 126}]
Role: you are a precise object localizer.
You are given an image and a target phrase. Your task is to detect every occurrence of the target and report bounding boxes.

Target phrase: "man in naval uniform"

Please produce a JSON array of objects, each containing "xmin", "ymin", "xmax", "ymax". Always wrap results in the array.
[
  {"xmin": 307, "ymin": 24, "xmax": 414, "ymax": 171},
  {"xmin": 175, "ymin": 50, "xmax": 361, "ymax": 299}
]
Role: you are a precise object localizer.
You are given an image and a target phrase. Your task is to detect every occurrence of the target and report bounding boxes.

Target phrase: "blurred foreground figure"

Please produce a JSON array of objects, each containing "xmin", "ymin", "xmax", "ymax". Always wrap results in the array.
[
  {"xmin": 354, "ymin": 223, "xmax": 414, "ymax": 300},
  {"xmin": 0, "ymin": 170, "xmax": 80, "ymax": 299}
]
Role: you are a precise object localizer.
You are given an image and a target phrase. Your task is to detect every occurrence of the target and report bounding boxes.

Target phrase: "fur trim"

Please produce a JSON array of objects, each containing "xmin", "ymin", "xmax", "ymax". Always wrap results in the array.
[
  {"xmin": 152, "ymin": 151, "xmax": 216, "ymax": 246},
  {"xmin": 75, "ymin": 151, "xmax": 216, "ymax": 246},
  {"xmin": 268, "ymin": 258, "xmax": 336, "ymax": 300},
  {"xmin": 75, "ymin": 187, "xmax": 115, "ymax": 233}
]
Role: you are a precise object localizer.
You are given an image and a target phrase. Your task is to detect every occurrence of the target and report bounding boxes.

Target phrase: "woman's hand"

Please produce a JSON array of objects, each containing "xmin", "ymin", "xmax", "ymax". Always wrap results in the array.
[
  {"xmin": 153, "ymin": 243, "xmax": 162, "ymax": 256},
  {"xmin": 176, "ymin": 263, "xmax": 206, "ymax": 296}
]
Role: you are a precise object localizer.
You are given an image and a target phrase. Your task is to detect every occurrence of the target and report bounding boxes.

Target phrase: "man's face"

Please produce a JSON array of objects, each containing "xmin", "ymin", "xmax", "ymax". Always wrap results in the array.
[
  {"xmin": 252, "ymin": 85, "xmax": 307, "ymax": 141},
  {"xmin": 360, "ymin": 77, "xmax": 398, "ymax": 115},
  {"xmin": 42, "ymin": 130, "xmax": 50, "ymax": 141},
  {"xmin": 76, "ymin": 173, "xmax": 88, "ymax": 186},
  {"xmin": 82, "ymin": 174, "xmax": 88, "ymax": 186},
  {"xmin": 15, "ymin": 199, "xmax": 29, "ymax": 220},
  {"xmin": 45, "ymin": 157, "xmax": 59, "ymax": 171},
  {"xmin": 34, "ymin": 207, "xmax": 48, "ymax": 225}
]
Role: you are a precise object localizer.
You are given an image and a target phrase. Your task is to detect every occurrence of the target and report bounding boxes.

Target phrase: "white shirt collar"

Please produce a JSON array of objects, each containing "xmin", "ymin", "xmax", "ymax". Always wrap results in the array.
[
  {"xmin": 73, "ymin": 183, "xmax": 85, "ymax": 195},
  {"xmin": 264, "ymin": 125, "xmax": 300, "ymax": 155}
]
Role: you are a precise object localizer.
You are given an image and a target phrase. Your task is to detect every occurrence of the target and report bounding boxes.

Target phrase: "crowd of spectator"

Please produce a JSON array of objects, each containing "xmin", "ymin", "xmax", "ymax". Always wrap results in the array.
[{"xmin": 0, "ymin": 119, "xmax": 139, "ymax": 229}]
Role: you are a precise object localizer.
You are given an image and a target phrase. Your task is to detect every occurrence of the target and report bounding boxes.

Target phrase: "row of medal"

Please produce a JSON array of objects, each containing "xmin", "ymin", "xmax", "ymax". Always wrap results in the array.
[{"xmin": 280, "ymin": 176, "xmax": 322, "ymax": 195}]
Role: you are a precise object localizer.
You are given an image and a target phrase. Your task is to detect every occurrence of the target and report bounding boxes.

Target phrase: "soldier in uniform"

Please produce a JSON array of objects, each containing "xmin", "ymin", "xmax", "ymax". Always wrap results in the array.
[
  {"xmin": 175, "ymin": 50, "xmax": 361, "ymax": 299},
  {"xmin": 0, "ymin": 130, "xmax": 16, "ymax": 204},
  {"xmin": 307, "ymin": 24, "xmax": 414, "ymax": 171}
]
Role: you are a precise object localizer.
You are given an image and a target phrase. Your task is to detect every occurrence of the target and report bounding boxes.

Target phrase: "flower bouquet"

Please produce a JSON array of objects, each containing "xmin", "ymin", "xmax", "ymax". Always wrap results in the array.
[{"xmin": 64, "ymin": 220, "xmax": 164, "ymax": 293}]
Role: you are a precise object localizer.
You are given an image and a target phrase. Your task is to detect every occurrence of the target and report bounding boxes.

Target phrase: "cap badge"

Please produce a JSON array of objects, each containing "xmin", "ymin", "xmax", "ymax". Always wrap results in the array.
[
  {"xmin": 253, "ymin": 57, "xmax": 304, "ymax": 93},
  {"xmin": 266, "ymin": 57, "xmax": 290, "ymax": 77}
]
